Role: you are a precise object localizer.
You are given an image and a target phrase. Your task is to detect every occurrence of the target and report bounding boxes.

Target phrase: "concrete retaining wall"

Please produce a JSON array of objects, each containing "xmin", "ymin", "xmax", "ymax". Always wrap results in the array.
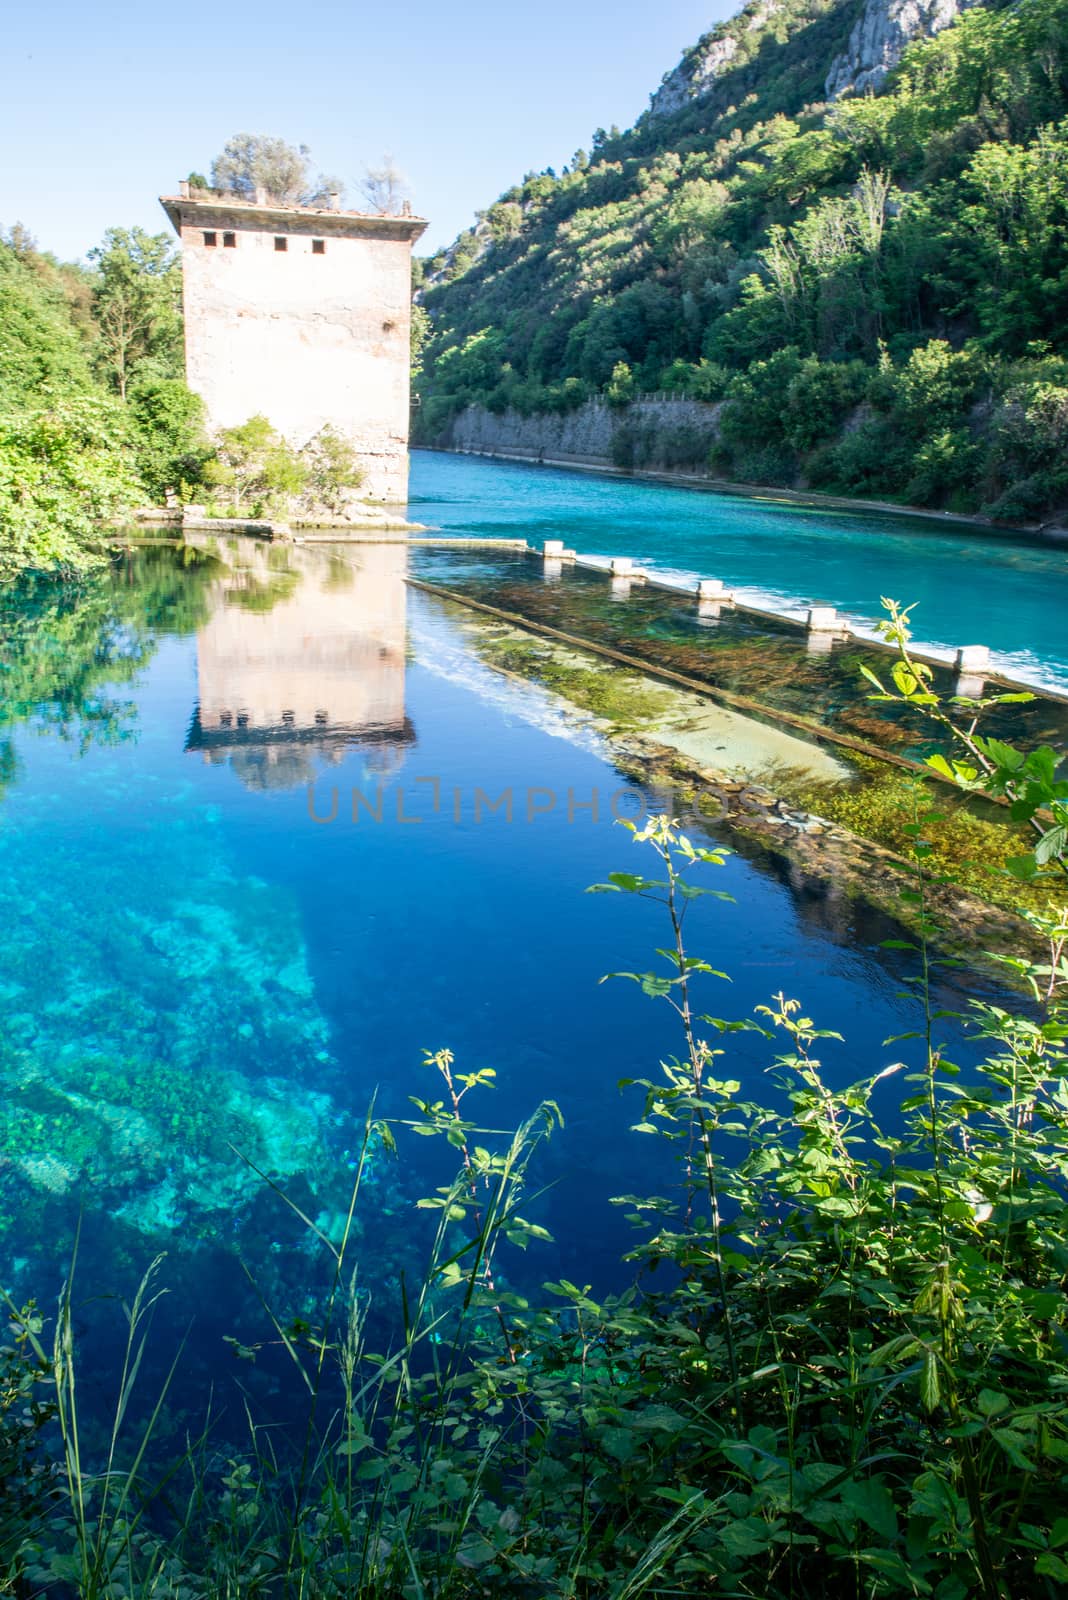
[{"xmin": 440, "ymin": 396, "xmax": 722, "ymax": 471}]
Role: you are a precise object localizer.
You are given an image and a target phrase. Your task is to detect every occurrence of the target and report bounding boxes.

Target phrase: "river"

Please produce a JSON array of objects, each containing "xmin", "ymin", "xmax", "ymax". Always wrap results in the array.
[{"xmin": 0, "ymin": 468, "xmax": 1046, "ymax": 1439}]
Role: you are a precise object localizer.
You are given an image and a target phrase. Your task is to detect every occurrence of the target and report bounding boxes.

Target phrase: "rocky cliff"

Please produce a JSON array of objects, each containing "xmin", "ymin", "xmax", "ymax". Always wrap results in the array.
[
  {"xmin": 648, "ymin": 1, "xmax": 783, "ymax": 118},
  {"xmin": 648, "ymin": 0, "xmax": 981, "ymax": 118},
  {"xmin": 824, "ymin": 0, "xmax": 981, "ymax": 97}
]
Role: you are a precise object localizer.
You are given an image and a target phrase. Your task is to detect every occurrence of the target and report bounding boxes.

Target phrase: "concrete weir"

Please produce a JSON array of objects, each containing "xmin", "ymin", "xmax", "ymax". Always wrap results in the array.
[{"xmin": 535, "ymin": 539, "xmax": 1040, "ymax": 704}]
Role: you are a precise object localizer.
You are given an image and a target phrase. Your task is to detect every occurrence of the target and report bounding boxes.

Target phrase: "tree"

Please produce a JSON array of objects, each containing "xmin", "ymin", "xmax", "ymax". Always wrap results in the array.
[
  {"xmin": 88, "ymin": 227, "xmax": 183, "ymax": 401},
  {"xmin": 127, "ymin": 377, "xmax": 209, "ymax": 502},
  {"xmin": 202, "ymin": 415, "xmax": 307, "ymax": 515},
  {"xmin": 410, "ymin": 303, "xmax": 431, "ymax": 386},
  {"xmin": 1, "ymin": 222, "xmax": 37, "ymax": 258},
  {"xmin": 605, "ymin": 360, "xmax": 636, "ymax": 406},
  {"xmin": 360, "ymin": 155, "xmax": 410, "ymax": 215},
  {"xmin": 209, "ymin": 135, "xmax": 345, "ymax": 208},
  {"xmin": 0, "ymin": 240, "xmax": 94, "ymax": 407},
  {"xmin": 301, "ymin": 426, "xmax": 364, "ymax": 515}
]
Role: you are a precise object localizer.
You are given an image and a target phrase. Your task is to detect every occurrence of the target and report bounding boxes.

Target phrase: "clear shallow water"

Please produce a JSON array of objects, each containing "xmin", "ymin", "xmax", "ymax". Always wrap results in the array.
[
  {"xmin": 410, "ymin": 451, "xmax": 1068, "ymax": 693},
  {"xmin": 0, "ymin": 538, "xmax": 1004, "ymax": 1425}
]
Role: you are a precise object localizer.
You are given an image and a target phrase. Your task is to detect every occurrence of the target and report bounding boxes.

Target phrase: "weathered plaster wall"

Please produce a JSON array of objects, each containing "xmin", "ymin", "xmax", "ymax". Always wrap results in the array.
[
  {"xmin": 175, "ymin": 204, "xmax": 419, "ymax": 502},
  {"xmin": 440, "ymin": 396, "xmax": 721, "ymax": 470}
]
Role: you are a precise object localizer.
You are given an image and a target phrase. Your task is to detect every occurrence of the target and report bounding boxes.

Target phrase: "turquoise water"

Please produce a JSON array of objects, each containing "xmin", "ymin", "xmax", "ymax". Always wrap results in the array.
[
  {"xmin": 410, "ymin": 451, "xmax": 1068, "ymax": 693},
  {"xmin": 0, "ymin": 533, "xmax": 1007, "ymax": 1428}
]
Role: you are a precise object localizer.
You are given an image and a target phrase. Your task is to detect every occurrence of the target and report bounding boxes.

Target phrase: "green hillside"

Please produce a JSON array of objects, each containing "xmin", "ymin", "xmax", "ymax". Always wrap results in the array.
[{"xmin": 415, "ymin": 0, "xmax": 1068, "ymax": 522}]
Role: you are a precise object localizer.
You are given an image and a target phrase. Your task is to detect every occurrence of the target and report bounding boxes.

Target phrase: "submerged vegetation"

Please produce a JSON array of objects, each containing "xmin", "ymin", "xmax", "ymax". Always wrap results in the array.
[
  {"xmin": 468, "ymin": 594, "xmax": 1055, "ymax": 924},
  {"xmin": 780, "ymin": 751, "xmax": 1048, "ymax": 915},
  {"xmin": 416, "ymin": 0, "xmax": 1068, "ymax": 521},
  {"xmin": 478, "ymin": 632, "xmax": 674, "ymax": 729},
  {"xmin": 2, "ymin": 614, "xmax": 1068, "ymax": 1595}
]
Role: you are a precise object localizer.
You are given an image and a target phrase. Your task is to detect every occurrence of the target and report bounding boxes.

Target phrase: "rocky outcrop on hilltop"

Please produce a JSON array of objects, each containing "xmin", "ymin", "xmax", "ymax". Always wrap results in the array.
[
  {"xmin": 824, "ymin": 0, "xmax": 981, "ymax": 97},
  {"xmin": 648, "ymin": 1, "xmax": 782, "ymax": 118},
  {"xmin": 649, "ymin": 0, "xmax": 983, "ymax": 117}
]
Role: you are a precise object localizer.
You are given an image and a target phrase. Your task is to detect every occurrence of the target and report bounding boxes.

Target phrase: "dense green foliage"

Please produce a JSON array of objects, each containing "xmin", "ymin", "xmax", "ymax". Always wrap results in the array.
[
  {"xmin": 4, "ymin": 621, "xmax": 1068, "ymax": 1596},
  {"xmin": 416, "ymin": 0, "xmax": 1068, "ymax": 520},
  {"xmin": 202, "ymin": 415, "xmax": 365, "ymax": 518},
  {"xmin": 0, "ymin": 227, "xmax": 203, "ymax": 580}
]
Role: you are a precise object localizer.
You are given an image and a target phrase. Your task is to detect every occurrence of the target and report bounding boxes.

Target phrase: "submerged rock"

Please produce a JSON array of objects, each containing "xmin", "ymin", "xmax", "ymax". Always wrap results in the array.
[{"xmin": 0, "ymin": 810, "xmax": 348, "ymax": 1259}]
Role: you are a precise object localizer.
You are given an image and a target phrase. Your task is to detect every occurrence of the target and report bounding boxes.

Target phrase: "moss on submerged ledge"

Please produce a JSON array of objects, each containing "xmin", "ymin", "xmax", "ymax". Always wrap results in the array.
[
  {"xmin": 777, "ymin": 753, "xmax": 1050, "ymax": 920},
  {"xmin": 477, "ymin": 634, "xmax": 673, "ymax": 729},
  {"xmin": 466, "ymin": 611, "xmax": 1048, "ymax": 960}
]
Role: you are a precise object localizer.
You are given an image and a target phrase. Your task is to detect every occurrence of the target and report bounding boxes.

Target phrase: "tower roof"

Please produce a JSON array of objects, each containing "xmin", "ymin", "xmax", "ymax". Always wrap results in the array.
[{"xmin": 160, "ymin": 190, "xmax": 427, "ymax": 243}]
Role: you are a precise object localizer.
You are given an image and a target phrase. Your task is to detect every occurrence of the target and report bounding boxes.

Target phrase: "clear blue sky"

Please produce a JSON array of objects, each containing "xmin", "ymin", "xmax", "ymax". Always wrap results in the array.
[{"xmin": 2, "ymin": 0, "xmax": 729, "ymax": 264}]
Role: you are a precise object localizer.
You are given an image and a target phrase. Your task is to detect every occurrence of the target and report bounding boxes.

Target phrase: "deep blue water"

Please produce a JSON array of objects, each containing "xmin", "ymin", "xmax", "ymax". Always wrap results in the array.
[
  {"xmin": 410, "ymin": 451, "xmax": 1068, "ymax": 693},
  {"xmin": 0, "ymin": 529, "xmax": 1007, "ymax": 1427}
]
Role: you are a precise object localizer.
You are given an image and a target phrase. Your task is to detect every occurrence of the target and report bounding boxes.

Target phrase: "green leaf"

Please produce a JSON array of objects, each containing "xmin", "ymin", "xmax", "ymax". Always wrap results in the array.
[
  {"xmin": 840, "ymin": 1479, "xmax": 898, "ymax": 1542},
  {"xmin": 992, "ymin": 1428, "xmax": 1038, "ymax": 1471},
  {"xmin": 1035, "ymin": 825, "xmax": 1067, "ymax": 866},
  {"xmin": 600, "ymin": 1425, "xmax": 639, "ymax": 1462},
  {"xmin": 975, "ymin": 1388, "xmax": 1009, "ymax": 1419},
  {"xmin": 920, "ymin": 1350, "xmax": 941, "ymax": 1412}
]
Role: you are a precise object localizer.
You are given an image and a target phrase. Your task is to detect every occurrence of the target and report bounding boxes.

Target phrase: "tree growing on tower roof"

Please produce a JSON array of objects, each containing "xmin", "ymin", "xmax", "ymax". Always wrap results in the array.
[
  {"xmin": 209, "ymin": 135, "xmax": 345, "ymax": 208},
  {"xmin": 359, "ymin": 155, "xmax": 410, "ymax": 216}
]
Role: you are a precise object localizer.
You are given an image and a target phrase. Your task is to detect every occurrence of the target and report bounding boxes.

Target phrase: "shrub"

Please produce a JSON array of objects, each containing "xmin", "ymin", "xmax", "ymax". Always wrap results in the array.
[
  {"xmin": 808, "ymin": 415, "xmax": 914, "ymax": 497},
  {"xmin": 891, "ymin": 338, "xmax": 985, "ymax": 438},
  {"xmin": 300, "ymin": 425, "xmax": 365, "ymax": 516},
  {"xmin": 904, "ymin": 426, "xmax": 982, "ymax": 508},
  {"xmin": 0, "ymin": 396, "xmax": 143, "ymax": 579},
  {"xmin": 781, "ymin": 356, "xmax": 869, "ymax": 451},
  {"xmin": 605, "ymin": 360, "xmax": 637, "ymax": 407},
  {"xmin": 201, "ymin": 414, "xmax": 307, "ymax": 517},
  {"xmin": 126, "ymin": 376, "xmax": 209, "ymax": 503}
]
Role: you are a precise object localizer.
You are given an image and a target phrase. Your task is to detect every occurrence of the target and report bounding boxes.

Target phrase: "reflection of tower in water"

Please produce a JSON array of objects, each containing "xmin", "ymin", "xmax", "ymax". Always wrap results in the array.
[{"xmin": 185, "ymin": 540, "xmax": 413, "ymax": 790}]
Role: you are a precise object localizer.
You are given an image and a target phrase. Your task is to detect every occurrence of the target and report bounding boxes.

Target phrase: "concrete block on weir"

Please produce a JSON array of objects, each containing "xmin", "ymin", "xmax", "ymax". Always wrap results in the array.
[
  {"xmin": 806, "ymin": 606, "xmax": 838, "ymax": 633},
  {"xmin": 697, "ymin": 578, "xmax": 726, "ymax": 599},
  {"xmin": 955, "ymin": 644, "xmax": 990, "ymax": 672},
  {"xmin": 954, "ymin": 673, "xmax": 987, "ymax": 699},
  {"xmin": 543, "ymin": 540, "xmax": 565, "ymax": 559},
  {"xmin": 609, "ymin": 557, "xmax": 634, "ymax": 577}
]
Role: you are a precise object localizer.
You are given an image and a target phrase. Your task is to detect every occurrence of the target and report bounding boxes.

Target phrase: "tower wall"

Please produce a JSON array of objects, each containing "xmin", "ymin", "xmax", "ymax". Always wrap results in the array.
[{"xmin": 164, "ymin": 198, "xmax": 426, "ymax": 503}]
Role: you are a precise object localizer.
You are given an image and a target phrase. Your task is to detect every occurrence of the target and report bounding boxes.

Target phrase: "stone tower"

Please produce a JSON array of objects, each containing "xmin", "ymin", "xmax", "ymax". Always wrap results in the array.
[{"xmin": 161, "ymin": 186, "xmax": 427, "ymax": 502}]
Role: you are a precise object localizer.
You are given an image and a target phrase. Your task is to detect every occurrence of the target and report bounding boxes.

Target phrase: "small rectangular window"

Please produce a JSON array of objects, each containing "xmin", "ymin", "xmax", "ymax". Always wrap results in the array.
[
  {"xmin": 203, "ymin": 231, "xmax": 217, "ymax": 247},
  {"xmin": 223, "ymin": 231, "xmax": 236, "ymax": 248},
  {"xmin": 312, "ymin": 238, "xmax": 325, "ymax": 255},
  {"xmin": 274, "ymin": 236, "xmax": 287, "ymax": 252}
]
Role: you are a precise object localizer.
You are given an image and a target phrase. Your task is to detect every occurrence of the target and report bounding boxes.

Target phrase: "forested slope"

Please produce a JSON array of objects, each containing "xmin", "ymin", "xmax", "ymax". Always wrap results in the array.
[
  {"xmin": 0, "ymin": 228, "xmax": 203, "ymax": 580},
  {"xmin": 415, "ymin": 0, "xmax": 1068, "ymax": 521}
]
